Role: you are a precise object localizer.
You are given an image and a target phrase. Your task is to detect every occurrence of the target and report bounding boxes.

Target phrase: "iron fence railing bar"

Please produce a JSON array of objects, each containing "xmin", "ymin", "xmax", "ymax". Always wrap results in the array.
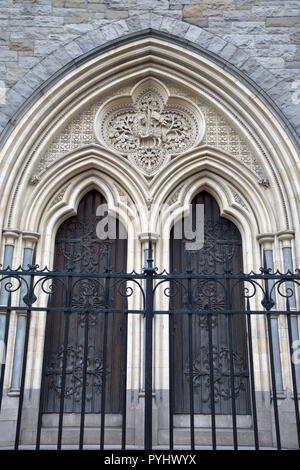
[
  {"xmin": 225, "ymin": 253, "xmax": 238, "ymax": 451},
  {"xmin": 144, "ymin": 238, "xmax": 154, "ymax": 451},
  {"xmin": 0, "ymin": 293, "xmax": 11, "ymax": 412},
  {"xmin": 2, "ymin": 268, "xmax": 300, "ymax": 281},
  {"xmin": 186, "ymin": 253, "xmax": 195, "ymax": 451},
  {"xmin": 207, "ymin": 307, "xmax": 216, "ymax": 450},
  {"xmin": 100, "ymin": 250, "xmax": 112, "ymax": 451},
  {"xmin": 14, "ymin": 305, "xmax": 31, "ymax": 450},
  {"xmin": 264, "ymin": 262, "xmax": 281, "ymax": 450},
  {"xmin": 57, "ymin": 252, "xmax": 74, "ymax": 451},
  {"xmin": 227, "ymin": 313, "xmax": 238, "ymax": 450},
  {"xmin": 153, "ymin": 310, "xmax": 300, "ymax": 315},
  {"xmin": 14, "ymin": 259, "xmax": 35, "ymax": 450},
  {"xmin": 1, "ymin": 241, "xmax": 300, "ymax": 450},
  {"xmin": 121, "ymin": 306, "xmax": 128, "ymax": 451},
  {"xmin": 169, "ymin": 310, "xmax": 174, "ymax": 451},
  {"xmin": 79, "ymin": 308, "xmax": 89, "ymax": 450},
  {"xmin": 5, "ymin": 307, "xmax": 300, "ymax": 316},
  {"xmin": 286, "ymin": 297, "xmax": 300, "ymax": 448},
  {"xmin": 188, "ymin": 312, "xmax": 195, "ymax": 451},
  {"xmin": 266, "ymin": 312, "xmax": 281, "ymax": 450},
  {"xmin": 3, "ymin": 306, "xmax": 300, "ymax": 315},
  {"xmin": 246, "ymin": 297, "xmax": 259, "ymax": 450},
  {"xmin": 35, "ymin": 295, "xmax": 52, "ymax": 450},
  {"xmin": 0, "ymin": 270, "xmax": 148, "ymax": 279},
  {"xmin": 99, "ymin": 309, "xmax": 108, "ymax": 451}
]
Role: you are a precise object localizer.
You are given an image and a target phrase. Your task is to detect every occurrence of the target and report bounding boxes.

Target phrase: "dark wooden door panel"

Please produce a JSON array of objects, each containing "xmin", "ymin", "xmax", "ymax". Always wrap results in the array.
[
  {"xmin": 170, "ymin": 191, "xmax": 251, "ymax": 415},
  {"xmin": 43, "ymin": 190, "xmax": 127, "ymax": 413}
]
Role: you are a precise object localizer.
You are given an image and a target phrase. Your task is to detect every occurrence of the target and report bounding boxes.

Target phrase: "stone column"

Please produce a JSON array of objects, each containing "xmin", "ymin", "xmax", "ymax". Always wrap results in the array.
[
  {"xmin": 257, "ymin": 234, "xmax": 283, "ymax": 392},
  {"xmin": 8, "ymin": 232, "xmax": 39, "ymax": 396},
  {"xmin": 5, "ymin": 232, "xmax": 41, "ymax": 446},
  {"xmin": 9, "ymin": 238, "xmax": 33, "ymax": 395},
  {"xmin": 278, "ymin": 231, "xmax": 300, "ymax": 391},
  {"xmin": 0, "ymin": 229, "xmax": 20, "ymax": 446},
  {"xmin": 0, "ymin": 230, "xmax": 20, "ymax": 360},
  {"xmin": 0, "ymin": 230, "xmax": 20, "ymax": 304},
  {"xmin": 278, "ymin": 231, "xmax": 296, "ymax": 307}
]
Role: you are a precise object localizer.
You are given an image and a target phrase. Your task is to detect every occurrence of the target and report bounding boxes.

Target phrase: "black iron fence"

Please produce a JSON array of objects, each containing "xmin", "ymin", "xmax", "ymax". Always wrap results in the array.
[{"xmin": 0, "ymin": 239, "xmax": 299, "ymax": 450}]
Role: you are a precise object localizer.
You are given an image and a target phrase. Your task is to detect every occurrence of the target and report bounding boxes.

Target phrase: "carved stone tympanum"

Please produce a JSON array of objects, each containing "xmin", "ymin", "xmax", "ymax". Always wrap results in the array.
[
  {"xmin": 29, "ymin": 78, "xmax": 270, "ymax": 185},
  {"xmin": 94, "ymin": 78, "xmax": 205, "ymax": 176}
]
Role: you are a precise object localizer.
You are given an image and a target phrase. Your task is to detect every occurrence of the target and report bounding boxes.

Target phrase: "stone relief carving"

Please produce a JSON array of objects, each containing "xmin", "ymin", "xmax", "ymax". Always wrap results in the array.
[
  {"xmin": 29, "ymin": 77, "xmax": 268, "ymax": 184},
  {"xmin": 94, "ymin": 78, "xmax": 205, "ymax": 176},
  {"xmin": 115, "ymin": 183, "xmax": 133, "ymax": 208},
  {"xmin": 258, "ymin": 177, "xmax": 270, "ymax": 189},
  {"xmin": 29, "ymin": 103, "xmax": 99, "ymax": 184},
  {"xmin": 167, "ymin": 85, "xmax": 266, "ymax": 181},
  {"xmin": 168, "ymin": 184, "xmax": 184, "ymax": 205},
  {"xmin": 231, "ymin": 190, "xmax": 248, "ymax": 211},
  {"xmin": 50, "ymin": 185, "xmax": 68, "ymax": 207}
]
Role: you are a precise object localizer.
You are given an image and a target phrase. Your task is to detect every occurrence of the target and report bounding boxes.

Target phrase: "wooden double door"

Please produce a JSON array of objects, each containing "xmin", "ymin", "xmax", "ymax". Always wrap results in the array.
[
  {"xmin": 42, "ymin": 190, "xmax": 127, "ymax": 413},
  {"xmin": 170, "ymin": 191, "xmax": 251, "ymax": 415},
  {"xmin": 42, "ymin": 190, "xmax": 250, "ymax": 415}
]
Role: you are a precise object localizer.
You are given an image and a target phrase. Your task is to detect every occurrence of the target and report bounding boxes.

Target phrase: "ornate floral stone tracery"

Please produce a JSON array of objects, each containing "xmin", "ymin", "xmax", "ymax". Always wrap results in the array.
[
  {"xmin": 94, "ymin": 78, "xmax": 205, "ymax": 176},
  {"xmin": 29, "ymin": 76, "xmax": 269, "ymax": 185}
]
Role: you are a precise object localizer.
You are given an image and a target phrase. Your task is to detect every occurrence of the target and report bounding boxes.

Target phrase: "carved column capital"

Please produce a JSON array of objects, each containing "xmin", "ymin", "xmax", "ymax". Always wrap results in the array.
[
  {"xmin": 277, "ymin": 230, "xmax": 294, "ymax": 248},
  {"xmin": 257, "ymin": 233, "xmax": 275, "ymax": 250},
  {"xmin": 22, "ymin": 231, "xmax": 40, "ymax": 250},
  {"xmin": 138, "ymin": 232, "xmax": 160, "ymax": 242},
  {"xmin": 2, "ymin": 228, "xmax": 20, "ymax": 245}
]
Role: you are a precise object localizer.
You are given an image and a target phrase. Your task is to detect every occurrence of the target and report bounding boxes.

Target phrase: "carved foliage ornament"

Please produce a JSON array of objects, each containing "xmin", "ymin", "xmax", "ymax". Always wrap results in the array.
[{"xmin": 94, "ymin": 78, "xmax": 205, "ymax": 176}]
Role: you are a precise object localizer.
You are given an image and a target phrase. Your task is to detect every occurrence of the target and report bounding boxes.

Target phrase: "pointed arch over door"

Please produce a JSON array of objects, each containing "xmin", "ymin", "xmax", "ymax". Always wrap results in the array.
[
  {"xmin": 170, "ymin": 191, "xmax": 251, "ymax": 415},
  {"xmin": 42, "ymin": 190, "xmax": 127, "ymax": 413}
]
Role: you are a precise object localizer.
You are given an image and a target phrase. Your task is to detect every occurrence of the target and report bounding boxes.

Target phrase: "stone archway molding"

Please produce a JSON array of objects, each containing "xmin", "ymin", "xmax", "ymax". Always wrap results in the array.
[
  {"xmin": 1, "ymin": 16, "xmax": 299, "ymax": 154},
  {"xmin": 0, "ymin": 34, "xmax": 299, "ymax": 266}
]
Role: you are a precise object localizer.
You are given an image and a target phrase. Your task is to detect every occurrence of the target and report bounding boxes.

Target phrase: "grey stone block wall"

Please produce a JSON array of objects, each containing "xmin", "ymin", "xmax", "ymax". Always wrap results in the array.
[{"xmin": 0, "ymin": 0, "xmax": 299, "ymax": 143}]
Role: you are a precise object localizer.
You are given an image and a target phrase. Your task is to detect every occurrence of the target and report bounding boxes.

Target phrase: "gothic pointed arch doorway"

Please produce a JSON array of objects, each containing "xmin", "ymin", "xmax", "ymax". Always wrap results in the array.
[
  {"xmin": 170, "ymin": 191, "xmax": 251, "ymax": 415},
  {"xmin": 42, "ymin": 189, "xmax": 127, "ymax": 414}
]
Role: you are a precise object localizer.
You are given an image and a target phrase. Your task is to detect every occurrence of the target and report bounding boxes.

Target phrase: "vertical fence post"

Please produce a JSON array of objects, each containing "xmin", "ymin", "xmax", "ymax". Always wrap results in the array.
[
  {"xmin": 186, "ymin": 251, "xmax": 195, "ymax": 451},
  {"xmin": 36, "ymin": 293, "xmax": 52, "ymax": 449},
  {"xmin": 57, "ymin": 247, "xmax": 74, "ymax": 450},
  {"xmin": 207, "ymin": 300, "xmax": 216, "ymax": 450},
  {"xmin": 169, "ymin": 307, "xmax": 174, "ymax": 451},
  {"xmin": 14, "ymin": 247, "xmax": 37, "ymax": 450},
  {"xmin": 286, "ymin": 296, "xmax": 300, "ymax": 448},
  {"xmin": 121, "ymin": 298, "xmax": 128, "ymax": 450},
  {"xmin": 262, "ymin": 254, "xmax": 281, "ymax": 450},
  {"xmin": 246, "ymin": 297, "xmax": 259, "ymax": 450},
  {"xmin": 225, "ymin": 250, "xmax": 238, "ymax": 450},
  {"xmin": 0, "ymin": 292, "xmax": 11, "ymax": 411},
  {"xmin": 79, "ymin": 302, "xmax": 89, "ymax": 450},
  {"xmin": 100, "ymin": 245, "xmax": 112, "ymax": 450},
  {"xmin": 144, "ymin": 237, "xmax": 155, "ymax": 451}
]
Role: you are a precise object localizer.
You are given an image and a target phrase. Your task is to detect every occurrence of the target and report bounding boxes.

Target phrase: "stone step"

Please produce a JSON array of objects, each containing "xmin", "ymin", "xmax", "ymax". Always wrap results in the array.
[
  {"xmin": 42, "ymin": 413, "xmax": 122, "ymax": 427},
  {"xmin": 20, "ymin": 413, "xmax": 128, "ymax": 446},
  {"xmin": 21, "ymin": 426, "xmax": 134, "ymax": 446},
  {"xmin": 173, "ymin": 414, "xmax": 252, "ymax": 428},
  {"xmin": 158, "ymin": 428, "xmax": 273, "ymax": 448}
]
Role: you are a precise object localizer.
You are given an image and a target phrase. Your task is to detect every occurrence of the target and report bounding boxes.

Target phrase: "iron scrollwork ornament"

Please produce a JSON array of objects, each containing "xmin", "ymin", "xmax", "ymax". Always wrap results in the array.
[
  {"xmin": 185, "ymin": 345, "xmax": 249, "ymax": 405},
  {"xmin": 46, "ymin": 344, "xmax": 109, "ymax": 402}
]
